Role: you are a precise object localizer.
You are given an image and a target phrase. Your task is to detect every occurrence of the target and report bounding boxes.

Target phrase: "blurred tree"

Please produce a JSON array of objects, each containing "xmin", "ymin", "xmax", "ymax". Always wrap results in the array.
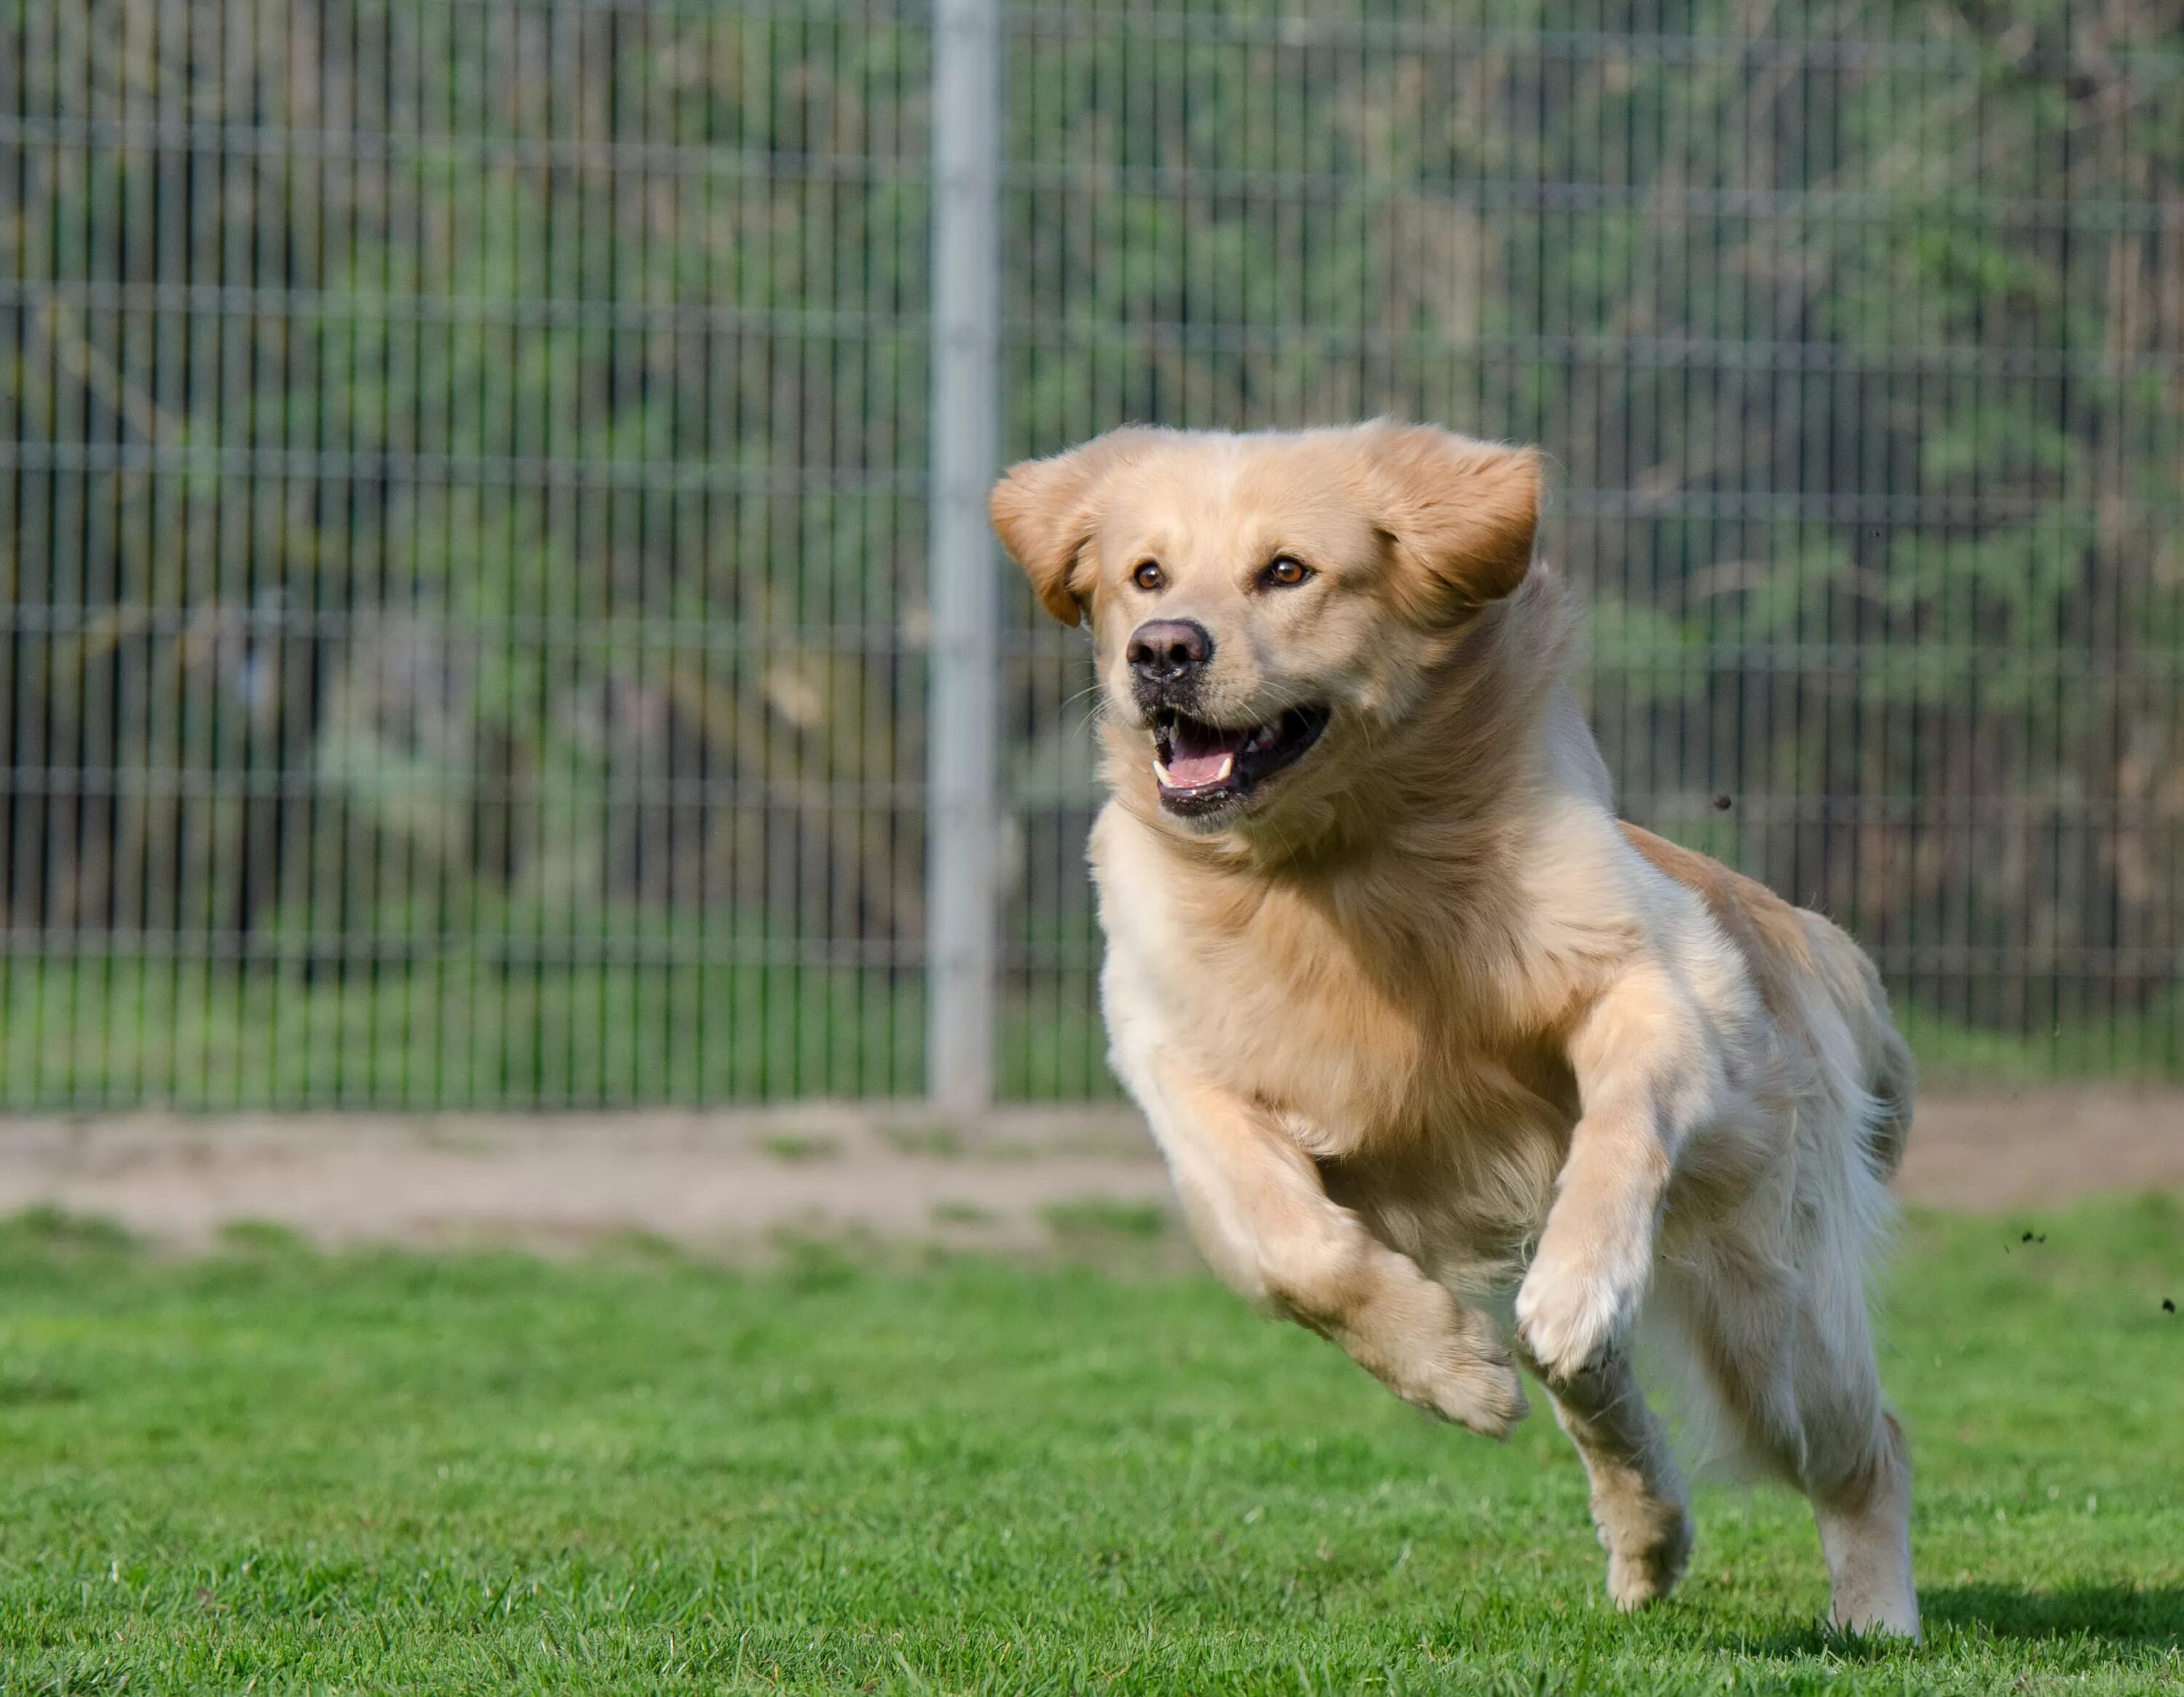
[{"xmin": 4, "ymin": 0, "xmax": 2179, "ymax": 1099}]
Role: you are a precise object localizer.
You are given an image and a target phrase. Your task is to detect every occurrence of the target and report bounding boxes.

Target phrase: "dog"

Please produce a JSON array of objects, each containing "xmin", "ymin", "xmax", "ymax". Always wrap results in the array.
[{"xmin": 989, "ymin": 422, "xmax": 1920, "ymax": 1636}]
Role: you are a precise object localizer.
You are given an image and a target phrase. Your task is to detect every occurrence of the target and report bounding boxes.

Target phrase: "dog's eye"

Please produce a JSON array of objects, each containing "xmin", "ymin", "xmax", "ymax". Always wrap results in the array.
[
  {"xmin": 1132, "ymin": 561, "xmax": 1166, "ymax": 592},
  {"xmin": 1264, "ymin": 556, "xmax": 1311, "ymax": 588}
]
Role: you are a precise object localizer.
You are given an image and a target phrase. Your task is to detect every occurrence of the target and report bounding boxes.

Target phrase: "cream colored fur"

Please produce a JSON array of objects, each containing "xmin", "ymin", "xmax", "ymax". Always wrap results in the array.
[{"xmin": 989, "ymin": 422, "xmax": 1920, "ymax": 1636}]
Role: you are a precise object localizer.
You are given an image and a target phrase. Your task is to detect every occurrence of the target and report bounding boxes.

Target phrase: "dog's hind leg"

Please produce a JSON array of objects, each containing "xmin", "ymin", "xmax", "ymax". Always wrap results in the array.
[
  {"xmin": 1519, "ymin": 1342, "xmax": 1691, "ymax": 1610},
  {"xmin": 1787, "ymin": 1235, "xmax": 1918, "ymax": 1639},
  {"xmin": 1809, "ymin": 1408, "xmax": 1917, "ymax": 1639},
  {"xmin": 1662, "ymin": 1230, "xmax": 1919, "ymax": 1639}
]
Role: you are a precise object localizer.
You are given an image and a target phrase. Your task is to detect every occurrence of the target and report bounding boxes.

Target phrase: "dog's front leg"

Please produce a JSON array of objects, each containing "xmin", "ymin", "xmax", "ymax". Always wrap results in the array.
[
  {"xmin": 1138, "ymin": 1063, "xmax": 1527, "ymax": 1437},
  {"xmin": 1515, "ymin": 968, "xmax": 1718, "ymax": 1384}
]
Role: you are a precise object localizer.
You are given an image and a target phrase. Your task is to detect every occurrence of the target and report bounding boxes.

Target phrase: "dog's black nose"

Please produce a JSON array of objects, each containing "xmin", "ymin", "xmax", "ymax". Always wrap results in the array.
[{"xmin": 1126, "ymin": 620, "xmax": 1214, "ymax": 685}]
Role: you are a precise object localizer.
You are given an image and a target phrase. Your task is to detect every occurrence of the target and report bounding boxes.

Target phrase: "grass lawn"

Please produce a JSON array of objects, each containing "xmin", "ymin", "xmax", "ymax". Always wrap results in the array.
[
  {"xmin": 0, "ymin": 1199, "xmax": 2177, "ymax": 1693},
  {"xmin": 8, "ymin": 954, "xmax": 2183, "ymax": 1113}
]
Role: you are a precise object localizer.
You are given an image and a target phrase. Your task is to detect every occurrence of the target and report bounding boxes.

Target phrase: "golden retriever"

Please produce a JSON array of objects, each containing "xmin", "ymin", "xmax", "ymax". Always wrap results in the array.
[{"xmin": 989, "ymin": 422, "xmax": 1920, "ymax": 1636}]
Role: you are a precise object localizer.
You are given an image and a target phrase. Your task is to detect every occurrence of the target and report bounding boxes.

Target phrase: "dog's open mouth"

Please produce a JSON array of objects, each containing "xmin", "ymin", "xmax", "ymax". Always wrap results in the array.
[{"xmin": 1151, "ymin": 705, "xmax": 1331, "ymax": 813}]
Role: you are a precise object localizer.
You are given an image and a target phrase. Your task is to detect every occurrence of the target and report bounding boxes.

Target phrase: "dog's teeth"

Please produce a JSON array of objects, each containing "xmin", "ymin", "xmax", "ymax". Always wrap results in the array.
[
  {"xmin": 1246, "ymin": 724, "xmax": 1275, "ymax": 751},
  {"xmin": 1154, "ymin": 760, "xmax": 1174, "ymax": 787},
  {"xmin": 1213, "ymin": 753, "xmax": 1234, "ymax": 781}
]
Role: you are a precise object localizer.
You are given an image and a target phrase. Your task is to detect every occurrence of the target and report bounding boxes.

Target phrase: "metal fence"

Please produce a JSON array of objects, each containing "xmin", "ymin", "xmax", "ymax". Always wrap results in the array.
[{"xmin": 6, "ymin": 0, "xmax": 2182, "ymax": 1110}]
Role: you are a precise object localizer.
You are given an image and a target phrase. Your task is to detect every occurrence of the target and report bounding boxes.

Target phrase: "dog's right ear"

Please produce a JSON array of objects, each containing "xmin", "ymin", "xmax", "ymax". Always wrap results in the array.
[
  {"xmin": 989, "ymin": 430, "xmax": 1158, "ymax": 628},
  {"xmin": 1356, "ymin": 422, "xmax": 1543, "ymax": 623}
]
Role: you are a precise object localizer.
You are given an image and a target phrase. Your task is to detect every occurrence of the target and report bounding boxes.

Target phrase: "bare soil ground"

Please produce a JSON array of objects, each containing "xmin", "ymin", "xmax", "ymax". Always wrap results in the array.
[{"xmin": 0, "ymin": 1088, "xmax": 2177, "ymax": 1252}]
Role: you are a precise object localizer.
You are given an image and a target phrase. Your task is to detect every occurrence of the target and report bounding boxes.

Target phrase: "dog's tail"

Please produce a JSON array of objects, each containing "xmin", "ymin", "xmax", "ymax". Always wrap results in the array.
[
  {"xmin": 1812, "ymin": 923, "xmax": 1915, "ymax": 1181},
  {"xmin": 1861, "ymin": 1015, "xmax": 1916, "ymax": 1182}
]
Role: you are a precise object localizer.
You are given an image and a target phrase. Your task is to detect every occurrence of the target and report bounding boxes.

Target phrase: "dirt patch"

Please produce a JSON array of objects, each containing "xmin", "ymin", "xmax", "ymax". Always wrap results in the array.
[
  {"xmin": 0, "ymin": 1088, "xmax": 2176, "ymax": 1251},
  {"xmin": 1890, "ymin": 1087, "xmax": 2184, "ymax": 1211},
  {"xmin": 0, "ymin": 1106, "xmax": 1169, "ymax": 1255}
]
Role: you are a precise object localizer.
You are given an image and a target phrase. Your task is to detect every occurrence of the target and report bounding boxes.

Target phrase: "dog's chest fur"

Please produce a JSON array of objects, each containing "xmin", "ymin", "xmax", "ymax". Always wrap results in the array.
[{"xmin": 1093, "ymin": 807, "xmax": 1588, "ymax": 1274}]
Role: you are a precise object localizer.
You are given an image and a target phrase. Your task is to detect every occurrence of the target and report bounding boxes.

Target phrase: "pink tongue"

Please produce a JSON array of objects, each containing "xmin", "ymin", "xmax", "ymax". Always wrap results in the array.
[{"xmin": 1166, "ymin": 724, "xmax": 1249, "ymax": 788}]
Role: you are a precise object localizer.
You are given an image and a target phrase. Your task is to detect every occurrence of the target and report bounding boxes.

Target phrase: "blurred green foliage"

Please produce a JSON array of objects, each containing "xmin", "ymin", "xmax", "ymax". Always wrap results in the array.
[{"xmin": 4, "ymin": 0, "xmax": 2181, "ymax": 1101}]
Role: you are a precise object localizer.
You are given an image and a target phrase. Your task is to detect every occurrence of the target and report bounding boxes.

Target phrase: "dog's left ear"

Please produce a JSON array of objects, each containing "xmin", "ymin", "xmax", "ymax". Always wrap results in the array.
[
  {"xmin": 1358, "ymin": 424, "xmax": 1543, "ymax": 622},
  {"xmin": 989, "ymin": 428, "xmax": 1161, "ymax": 627}
]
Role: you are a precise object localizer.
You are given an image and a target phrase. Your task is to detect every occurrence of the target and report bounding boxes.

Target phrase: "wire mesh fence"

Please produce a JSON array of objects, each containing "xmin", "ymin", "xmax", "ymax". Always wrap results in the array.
[{"xmin": 6, "ymin": 0, "xmax": 2182, "ymax": 1109}]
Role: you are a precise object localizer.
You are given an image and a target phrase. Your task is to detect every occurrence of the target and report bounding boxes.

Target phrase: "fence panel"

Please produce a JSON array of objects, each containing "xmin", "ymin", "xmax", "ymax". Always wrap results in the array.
[
  {"xmin": 998, "ymin": 4, "xmax": 2184, "ymax": 1096},
  {"xmin": 5, "ymin": 1, "xmax": 2181, "ymax": 1108},
  {"xmin": 4, "ymin": 0, "xmax": 933, "ymax": 1107}
]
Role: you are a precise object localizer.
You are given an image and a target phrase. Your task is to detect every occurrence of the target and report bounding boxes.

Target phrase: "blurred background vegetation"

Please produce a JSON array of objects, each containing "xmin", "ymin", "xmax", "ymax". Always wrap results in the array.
[{"xmin": 4, "ymin": 0, "xmax": 2181, "ymax": 1106}]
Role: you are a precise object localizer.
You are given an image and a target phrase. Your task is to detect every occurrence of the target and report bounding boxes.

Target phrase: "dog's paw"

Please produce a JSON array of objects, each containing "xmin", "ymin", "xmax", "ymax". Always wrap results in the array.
[
  {"xmin": 1605, "ymin": 1511, "xmax": 1693, "ymax": 1611},
  {"xmin": 1374, "ymin": 1295, "xmax": 1529, "ymax": 1437},
  {"xmin": 1513, "ymin": 1249, "xmax": 1643, "ymax": 1383},
  {"xmin": 1594, "ymin": 1495, "xmax": 1693, "ymax": 1611},
  {"xmin": 1405, "ymin": 1344, "xmax": 1529, "ymax": 1439}
]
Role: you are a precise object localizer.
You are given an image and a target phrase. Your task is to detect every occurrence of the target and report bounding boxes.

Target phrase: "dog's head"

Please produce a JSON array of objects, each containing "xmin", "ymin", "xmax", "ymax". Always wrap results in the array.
[{"xmin": 989, "ymin": 422, "xmax": 1543, "ymax": 838}]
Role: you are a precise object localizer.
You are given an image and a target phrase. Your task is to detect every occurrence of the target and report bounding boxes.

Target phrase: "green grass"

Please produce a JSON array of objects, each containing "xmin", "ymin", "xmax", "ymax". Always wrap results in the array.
[
  {"xmin": 1900, "ymin": 999, "xmax": 2184, "ymax": 1092},
  {"xmin": 7, "ymin": 953, "xmax": 2184, "ymax": 1111},
  {"xmin": 759, "ymin": 1134, "xmax": 847, "ymax": 1163},
  {"xmin": 0, "ymin": 956, "xmax": 927, "ymax": 1108},
  {"xmin": 0, "ymin": 957, "xmax": 1120, "ymax": 1107},
  {"xmin": 0, "ymin": 1201, "xmax": 2177, "ymax": 1693}
]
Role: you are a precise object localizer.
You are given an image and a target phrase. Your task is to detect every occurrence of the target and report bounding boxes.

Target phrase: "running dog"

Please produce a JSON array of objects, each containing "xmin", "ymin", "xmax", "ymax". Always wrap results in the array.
[{"xmin": 989, "ymin": 422, "xmax": 1920, "ymax": 1635}]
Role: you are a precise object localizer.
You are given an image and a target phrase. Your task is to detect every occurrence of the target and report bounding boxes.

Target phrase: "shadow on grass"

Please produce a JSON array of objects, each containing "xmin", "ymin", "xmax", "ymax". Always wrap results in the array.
[
  {"xmin": 1721, "ymin": 1586, "xmax": 2184, "ymax": 1664},
  {"xmin": 1922, "ymin": 1583, "xmax": 2184, "ymax": 1646}
]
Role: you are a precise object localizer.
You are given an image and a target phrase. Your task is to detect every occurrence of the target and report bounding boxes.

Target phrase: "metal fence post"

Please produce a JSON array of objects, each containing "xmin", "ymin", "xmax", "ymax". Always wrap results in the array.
[{"xmin": 927, "ymin": 0, "xmax": 1003, "ymax": 1113}]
